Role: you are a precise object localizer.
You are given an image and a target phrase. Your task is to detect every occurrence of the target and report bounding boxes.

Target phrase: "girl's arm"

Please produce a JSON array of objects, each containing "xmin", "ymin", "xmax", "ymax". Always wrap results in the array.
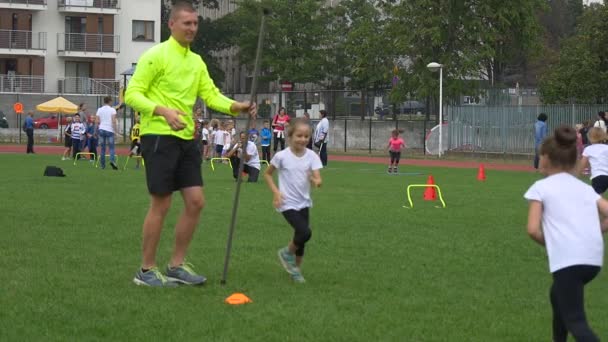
[
  {"xmin": 386, "ymin": 142, "xmax": 391, "ymax": 151},
  {"xmin": 597, "ymin": 198, "xmax": 608, "ymax": 233},
  {"xmin": 264, "ymin": 165, "xmax": 282, "ymax": 208},
  {"xmin": 310, "ymin": 169, "xmax": 322, "ymax": 188},
  {"xmin": 576, "ymin": 156, "xmax": 590, "ymax": 176},
  {"xmin": 527, "ymin": 200, "xmax": 545, "ymax": 246}
]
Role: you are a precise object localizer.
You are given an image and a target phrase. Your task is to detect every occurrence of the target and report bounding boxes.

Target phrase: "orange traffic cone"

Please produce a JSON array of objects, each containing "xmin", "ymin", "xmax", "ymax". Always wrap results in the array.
[
  {"xmin": 225, "ymin": 293, "xmax": 253, "ymax": 305},
  {"xmin": 477, "ymin": 164, "xmax": 486, "ymax": 181},
  {"xmin": 423, "ymin": 175, "xmax": 437, "ymax": 201}
]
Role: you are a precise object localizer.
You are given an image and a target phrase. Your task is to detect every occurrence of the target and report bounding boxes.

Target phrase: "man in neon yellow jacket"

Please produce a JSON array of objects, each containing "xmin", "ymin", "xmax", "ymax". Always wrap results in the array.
[{"xmin": 126, "ymin": 1, "xmax": 256, "ymax": 287}]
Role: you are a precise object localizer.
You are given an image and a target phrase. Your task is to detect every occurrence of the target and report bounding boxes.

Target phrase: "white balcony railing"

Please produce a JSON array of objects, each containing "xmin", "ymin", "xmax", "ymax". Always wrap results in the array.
[
  {"xmin": 58, "ymin": 77, "xmax": 119, "ymax": 95},
  {"xmin": 0, "ymin": 30, "xmax": 46, "ymax": 50},
  {"xmin": 57, "ymin": 33, "xmax": 119, "ymax": 54},
  {"xmin": 58, "ymin": 0, "xmax": 119, "ymax": 10},
  {"xmin": 0, "ymin": 0, "xmax": 47, "ymax": 5},
  {"xmin": 0, "ymin": 75, "xmax": 44, "ymax": 93}
]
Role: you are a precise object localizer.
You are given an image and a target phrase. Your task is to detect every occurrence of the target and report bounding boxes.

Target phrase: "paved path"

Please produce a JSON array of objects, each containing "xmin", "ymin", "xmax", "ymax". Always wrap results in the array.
[{"xmin": 0, "ymin": 144, "xmax": 534, "ymax": 172}]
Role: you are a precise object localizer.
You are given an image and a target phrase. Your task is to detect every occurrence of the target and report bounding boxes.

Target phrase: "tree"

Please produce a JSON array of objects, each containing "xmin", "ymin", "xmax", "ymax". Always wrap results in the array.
[
  {"xmin": 539, "ymin": 4, "xmax": 608, "ymax": 103},
  {"xmin": 327, "ymin": 0, "xmax": 394, "ymax": 91},
  {"xmin": 226, "ymin": 0, "xmax": 327, "ymax": 86},
  {"xmin": 386, "ymin": 0, "xmax": 546, "ymax": 105}
]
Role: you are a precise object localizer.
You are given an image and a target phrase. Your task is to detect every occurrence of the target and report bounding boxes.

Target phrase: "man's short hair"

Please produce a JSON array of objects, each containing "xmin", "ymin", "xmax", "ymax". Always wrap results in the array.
[
  {"xmin": 104, "ymin": 96, "xmax": 112, "ymax": 104},
  {"xmin": 170, "ymin": 1, "xmax": 197, "ymax": 20}
]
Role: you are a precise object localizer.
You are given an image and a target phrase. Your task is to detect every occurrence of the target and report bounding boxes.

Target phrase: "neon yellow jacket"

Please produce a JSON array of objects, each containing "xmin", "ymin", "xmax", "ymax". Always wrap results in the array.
[{"xmin": 125, "ymin": 36, "xmax": 237, "ymax": 140}]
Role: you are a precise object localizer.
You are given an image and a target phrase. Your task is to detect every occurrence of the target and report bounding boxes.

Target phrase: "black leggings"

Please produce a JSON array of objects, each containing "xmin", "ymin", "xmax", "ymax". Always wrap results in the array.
[
  {"xmin": 273, "ymin": 133, "xmax": 285, "ymax": 152},
  {"xmin": 389, "ymin": 151, "xmax": 401, "ymax": 164},
  {"xmin": 591, "ymin": 175, "xmax": 608, "ymax": 194},
  {"xmin": 281, "ymin": 208, "xmax": 312, "ymax": 256},
  {"xmin": 550, "ymin": 265, "xmax": 601, "ymax": 342}
]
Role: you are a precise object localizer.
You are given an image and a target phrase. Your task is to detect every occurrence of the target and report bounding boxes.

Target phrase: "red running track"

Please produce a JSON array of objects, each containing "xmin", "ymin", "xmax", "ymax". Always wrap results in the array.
[{"xmin": 0, "ymin": 144, "xmax": 534, "ymax": 172}]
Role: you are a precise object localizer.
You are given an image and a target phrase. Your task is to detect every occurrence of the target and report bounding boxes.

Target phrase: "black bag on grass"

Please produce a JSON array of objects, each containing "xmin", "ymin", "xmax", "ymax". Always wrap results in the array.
[{"xmin": 44, "ymin": 166, "xmax": 66, "ymax": 177}]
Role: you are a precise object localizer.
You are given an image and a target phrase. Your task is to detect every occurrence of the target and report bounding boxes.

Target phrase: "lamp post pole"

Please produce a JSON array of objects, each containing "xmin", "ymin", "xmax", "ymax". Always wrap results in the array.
[
  {"xmin": 439, "ymin": 66, "xmax": 443, "ymax": 157},
  {"xmin": 426, "ymin": 62, "xmax": 443, "ymax": 157}
]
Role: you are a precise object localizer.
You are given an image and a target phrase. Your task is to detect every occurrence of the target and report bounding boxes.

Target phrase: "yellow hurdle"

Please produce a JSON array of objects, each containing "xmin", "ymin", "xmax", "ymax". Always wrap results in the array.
[
  {"xmin": 260, "ymin": 160, "xmax": 269, "ymax": 167},
  {"xmin": 210, "ymin": 157, "xmax": 232, "ymax": 171},
  {"xmin": 124, "ymin": 155, "xmax": 145, "ymax": 170},
  {"xmin": 73, "ymin": 152, "xmax": 96, "ymax": 166},
  {"xmin": 403, "ymin": 184, "xmax": 447, "ymax": 209}
]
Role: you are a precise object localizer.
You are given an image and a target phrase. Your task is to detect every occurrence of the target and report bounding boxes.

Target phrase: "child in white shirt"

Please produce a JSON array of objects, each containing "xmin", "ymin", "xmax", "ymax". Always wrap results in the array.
[
  {"xmin": 264, "ymin": 118, "xmax": 323, "ymax": 283},
  {"xmin": 578, "ymin": 127, "xmax": 608, "ymax": 194},
  {"xmin": 524, "ymin": 125, "xmax": 608, "ymax": 341}
]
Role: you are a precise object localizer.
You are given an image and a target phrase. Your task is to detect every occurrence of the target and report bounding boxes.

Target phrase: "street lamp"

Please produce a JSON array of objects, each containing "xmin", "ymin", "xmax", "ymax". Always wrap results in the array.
[{"xmin": 426, "ymin": 62, "xmax": 443, "ymax": 157}]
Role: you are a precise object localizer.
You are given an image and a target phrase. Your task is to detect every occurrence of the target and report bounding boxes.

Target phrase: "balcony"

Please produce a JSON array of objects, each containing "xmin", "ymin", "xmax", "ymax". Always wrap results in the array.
[
  {"xmin": 58, "ymin": 77, "xmax": 119, "ymax": 95},
  {"xmin": 0, "ymin": 74, "xmax": 44, "ymax": 93},
  {"xmin": 0, "ymin": 0, "xmax": 47, "ymax": 11},
  {"xmin": 57, "ymin": 0, "xmax": 119, "ymax": 14},
  {"xmin": 0, "ymin": 30, "xmax": 46, "ymax": 56},
  {"xmin": 57, "ymin": 33, "xmax": 119, "ymax": 58}
]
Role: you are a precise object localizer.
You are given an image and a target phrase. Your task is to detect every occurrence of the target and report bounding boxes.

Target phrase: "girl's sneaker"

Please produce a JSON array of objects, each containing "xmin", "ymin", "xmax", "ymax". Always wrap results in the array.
[
  {"xmin": 291, "ymin": 268, "xmax": 306, "ymax": 283},
  {"xmin": 387, "ymin": 166, "xmax": 392, "ymax": 174},
  {"xmin": 278, "ymin": 247, "xmax": 297, "ymax": 275}
]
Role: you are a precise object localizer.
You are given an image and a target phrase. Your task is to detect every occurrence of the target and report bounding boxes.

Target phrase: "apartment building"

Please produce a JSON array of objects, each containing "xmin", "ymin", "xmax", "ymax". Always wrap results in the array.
[{"xmin": 0, "ymin": 0, "xmax": 160, "ymax": 95}]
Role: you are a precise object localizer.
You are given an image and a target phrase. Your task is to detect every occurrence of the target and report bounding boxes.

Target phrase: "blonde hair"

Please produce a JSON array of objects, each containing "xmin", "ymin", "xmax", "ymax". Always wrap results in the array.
[{"xmin": 588, "ymin": 127, "xmax": 607, "ymax": 144}]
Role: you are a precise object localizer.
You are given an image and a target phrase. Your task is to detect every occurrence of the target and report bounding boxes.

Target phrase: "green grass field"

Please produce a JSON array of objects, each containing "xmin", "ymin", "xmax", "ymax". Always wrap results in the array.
[{"xmin": 1, "ymin": 154, "xmax": 606, "ymax": 341}]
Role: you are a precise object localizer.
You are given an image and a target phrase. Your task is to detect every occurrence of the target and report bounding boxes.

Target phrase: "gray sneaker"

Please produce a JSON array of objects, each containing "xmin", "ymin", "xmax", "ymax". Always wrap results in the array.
[
  {"xmin": 133, "ymin": 267, "xmax": 178, "ymax": 287},
  {"xmin": 166, "ymin": 262, "xmax": 207, "ymax": 285},
  {"xmin": 278, "ymin": 247, "xmax": 297, "ymax": 275},
  {"xmin": 291, "ymin": 268, "xmax": 306, "ymax": 283}
]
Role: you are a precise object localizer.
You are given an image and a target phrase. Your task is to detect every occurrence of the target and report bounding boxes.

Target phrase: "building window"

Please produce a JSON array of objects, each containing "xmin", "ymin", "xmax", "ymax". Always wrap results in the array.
[{"xmin": 132, "ymin": 20, "xmax": 154, "ymax": 42}]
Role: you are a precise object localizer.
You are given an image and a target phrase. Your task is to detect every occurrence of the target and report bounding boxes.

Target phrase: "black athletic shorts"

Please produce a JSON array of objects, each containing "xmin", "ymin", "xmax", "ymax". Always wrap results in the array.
[
  {"xmin": 591, "ymin": 175, "xmax": 608, "ymax": 194},
  {"xmin": 64, "ymin": 136, "xmax": 72, "ymax": 148},
  {"xmin": 140, "ymin": 135, "xmax": 203, "ymax": 195}
]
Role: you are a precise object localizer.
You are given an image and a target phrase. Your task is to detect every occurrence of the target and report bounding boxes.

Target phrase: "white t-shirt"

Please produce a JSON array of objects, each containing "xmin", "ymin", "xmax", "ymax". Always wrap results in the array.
[
  {"xmin": 524, "ymin": 172, "xmax": 604, "ymax": 273},
  {"xmin": 582, "ymin": 144, "xmax": 608, "ymax": 179},
  {"xmin": 202, "ymin": 128, "xmax": 209, "ymax": 141},
  {"xmin": 315, "ymin": 117, "xmax": 329, "ymax": 143},
  {"xmin": 223, "ymin": 132, "xmax": 232, "ymax": 151},
  {"xmin": 214, "ymin": 129, "xmax": 225, "ymax": 145},
  {"xmin": 245, "ymin": 141, "xmax": 260, "ymax": 170},
  {"xmin": 594, "ymin": 120, "xmax": 607, "ymax": 132},
  {"xmin": 271, "ymin": 148, "xmax": 323, "ymax": 212},
  {"xmin": 96, "ymin": 105, "xmax": 117, "ymax": 133}
]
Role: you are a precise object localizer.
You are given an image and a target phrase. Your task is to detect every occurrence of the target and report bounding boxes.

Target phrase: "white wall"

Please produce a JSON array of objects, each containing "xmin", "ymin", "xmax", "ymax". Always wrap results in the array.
[
  {"xmin": 116, "ymin": 0, "xmax": 161, "ymax": 78},
  {"xmin": 30, "ymin": 0, "xmax": 161, "ymax": 92},
  {"xmin": 33, "ymin": 0, "xmax": 65, "ymax": 93}
]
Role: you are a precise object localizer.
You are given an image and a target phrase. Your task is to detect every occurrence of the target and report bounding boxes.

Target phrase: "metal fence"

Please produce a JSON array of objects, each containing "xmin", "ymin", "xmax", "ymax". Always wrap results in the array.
[
  {"xmin": 58, "ymin": 77, "xmax": 120, "ymax": 96},
  {"xmin": 447, "ymin": 105, "xmax": 608, "ymax": 154},
  {"xmin": 0, "ymin": 0, "xmax": 47, "ymax": 5},
  {"xmin": 0, "ymin": 75, "xmax": 44, "ymax": 93},
  {"xmin": 57, "ymin": 33, "xmax": 119, "ymax": 54},
  {"xmin": 0, "ymin": 30, "xmax": 46, "ymax": 50},
  {"xmin": 58, "ymin": 0, "xmax": 118, "ymax": 9}
]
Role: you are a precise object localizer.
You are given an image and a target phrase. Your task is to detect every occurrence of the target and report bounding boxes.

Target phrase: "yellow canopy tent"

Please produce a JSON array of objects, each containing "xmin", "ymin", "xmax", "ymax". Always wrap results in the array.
[
  {"xmin": 36, "ymin": 96, "xmax": 78, "ymax": 114},
  {"xmin": 36, "ymin": 97, "xmax": 79, "ymax": 144}
]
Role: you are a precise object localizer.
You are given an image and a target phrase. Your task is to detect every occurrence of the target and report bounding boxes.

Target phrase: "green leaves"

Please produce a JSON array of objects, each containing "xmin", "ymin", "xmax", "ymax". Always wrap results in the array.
[{"xmin": 539, "ymin": 4, "xmax": 608, "ymax": 103}]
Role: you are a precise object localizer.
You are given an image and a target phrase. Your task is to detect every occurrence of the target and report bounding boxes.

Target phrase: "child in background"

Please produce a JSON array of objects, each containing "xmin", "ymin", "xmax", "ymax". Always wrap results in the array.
[
  {"xmin": 222, "ymin": 121, "xmax": 234, "ymax": 159},
  {"xmin": 575, "ymin": 124, "xmax": 583, "ymax": 158},
  {"xmin": 213, "ymin": 121, "xmax": 226, "ymax": 158},
  {"xmin": 248, "ymin": 121, "xmax": 259, "ymax": 143},
  {"xmin": 578, "ymin": 127, "xmax": 608, "ymax": 194},
  {"xmin": 525, "ymin": 125, "xmax": 607, "ymax": 342},
  {"xmin": 61, "ymin": 116, "xmax": 73, "ymax": 160},
  {"xmin": 201, "ymin": 120, "xmax": 210, "ymax": 160},
  {"xmin": 70, "ymin": 113, "xmax": 86, "ymax": 160},
  {"xmin": 264, "ymin": 118, "xmax": 323, "ymax": 283},
  {"xmin": 86, "ymin": 117, "xmax": 97, "ymax": 162},
  {"xmin": 209, "ymin": 118, "xmax": 219, "ymax": 157},
  {"xmin": 128, "ymin": 117, "xmax": 142, "ymax": 169},
  {"xmin": 260, "ymin": 120, "xmax": 272, "ymax": 161},
  {"xmin": 386, "ymin": 129, "xmax": 406, "ymax": 173},
  {"xmin": 225, "ymin": 131, "xmax": 261, "ymax": 182}
]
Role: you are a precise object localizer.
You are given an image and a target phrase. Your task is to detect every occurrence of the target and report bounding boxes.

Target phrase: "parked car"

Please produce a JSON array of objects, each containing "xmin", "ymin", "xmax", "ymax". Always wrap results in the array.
[
  {"xmin": 0, "ymin": 116, "xmax": 8, "ymax": 128},
  {"xmin": 34, "ymin": 114, "xmax": 95, "ymax": 129},
  {"xmin": 34, "ymin": 115, "xmax": 70, "ymax": 129}
]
